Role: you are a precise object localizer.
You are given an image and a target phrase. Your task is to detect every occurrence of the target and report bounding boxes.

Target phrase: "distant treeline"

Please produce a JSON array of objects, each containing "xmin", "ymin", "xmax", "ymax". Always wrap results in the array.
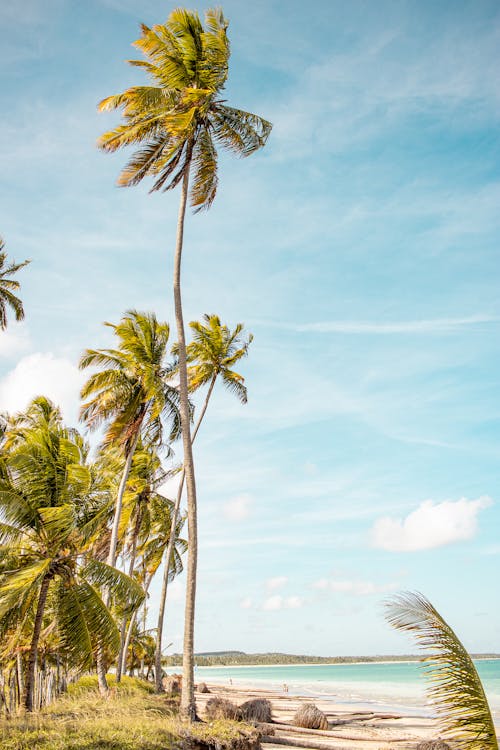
[{"xmin": 164, "ymin": 651, "xmax": 500, "ymax": 667}]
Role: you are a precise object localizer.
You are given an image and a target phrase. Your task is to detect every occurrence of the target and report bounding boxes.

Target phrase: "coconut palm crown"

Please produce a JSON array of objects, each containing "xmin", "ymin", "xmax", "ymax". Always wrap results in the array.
[
  {"xmin": 183, "ymin": 314, "xmax": 252, "ymax": 404},
  {"xmin": 97, "ymin": 7, "xmax": 272, "ymax": 209},
  {"xmin": 0, "ymin": 237, "xmax": 30, "ymax": 330},
  {"xmin": 79, "ymin": 310, "xmax": 181, "ymax": 452}
]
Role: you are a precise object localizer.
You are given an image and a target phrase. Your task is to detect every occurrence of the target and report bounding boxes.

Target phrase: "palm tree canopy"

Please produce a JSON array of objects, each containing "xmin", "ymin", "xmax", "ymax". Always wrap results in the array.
[
  {"xmin": 386, "ymin": 592, "xmax": 498, "ymax": 750},
  {"xmin": 79, "ymin": 310, "xmax": 181, "ymax": 451},
  {"xmin": 181, "ymin": 313, "xmax": 252, "ymax": 403},
  {"xmin": 0, "ymin": 237, "xmax": 30, "ymax": 330},
  {"xmin": 0, "ymin": 400, "xmax": 144, "ymax": 668},
  {"xmin": 98, "ymin": 7, "xmax": 272, "ymax": 210}
]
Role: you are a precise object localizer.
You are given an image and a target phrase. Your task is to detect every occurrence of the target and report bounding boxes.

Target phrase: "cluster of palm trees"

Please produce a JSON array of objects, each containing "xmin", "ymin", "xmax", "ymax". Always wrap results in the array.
[
  {"xmin": 0, "ymin": 4, "xmax": 271, "ymax": 720},
  {"xmin": 0, "ymin": 310, "xmax": 253, "ymax": 712}
]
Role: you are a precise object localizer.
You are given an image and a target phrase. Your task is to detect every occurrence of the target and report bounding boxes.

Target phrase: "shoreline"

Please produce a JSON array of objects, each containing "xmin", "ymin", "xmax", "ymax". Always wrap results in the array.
[
  {"xmin": 195, "ymin": 681, "xmax": 439, "ymax": 749},
  {"xmin": 195, "ymin": 660, "xmax": 422, "ymax": 669},
  {"xmin": 189, "ymin": 656, "xmax": 500, "ymax": 669}
]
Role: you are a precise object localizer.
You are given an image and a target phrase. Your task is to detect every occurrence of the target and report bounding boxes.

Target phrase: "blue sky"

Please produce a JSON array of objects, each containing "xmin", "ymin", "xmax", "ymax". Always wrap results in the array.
[{"xmin": 1, "ymin": 0, "xmax": 500, "ymax": 656}]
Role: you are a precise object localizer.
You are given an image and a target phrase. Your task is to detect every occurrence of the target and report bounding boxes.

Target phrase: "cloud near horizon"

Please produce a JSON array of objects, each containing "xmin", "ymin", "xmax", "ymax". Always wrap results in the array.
[{"xmin": 371, "ymin": 496, "xmax": 493, "ymax": 552}]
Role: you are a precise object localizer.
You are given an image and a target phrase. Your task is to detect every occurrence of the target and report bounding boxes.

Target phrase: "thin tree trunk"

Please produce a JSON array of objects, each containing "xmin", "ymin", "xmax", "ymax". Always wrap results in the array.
[
  {"xmin": 116, "ymin": 504, "xmax": 144, "ymax": 682},
  {"xmin": 172, "ymin": 161, "xmax": 198, "ymax": 721},
  {"xmin": 97, "ymin": 428, "xmax": 142, "ymax": 693},
  {"xmin": 121, "ymin": 571, "xmax": 153, "ymax": 678},
  {"xmin": 24, "ymin": 574, "xmax": 51, "ymax": 712},
  {"xmin": 107, "ymin": 429, "xmax": 141, "ymax": 569},
  {"xmin": 16, "ymin": 652, "xmax": 24, "ymax": 701},
  {"xmin": 154, "ymin": 374, "xmax": 216, "ymax": 692}
]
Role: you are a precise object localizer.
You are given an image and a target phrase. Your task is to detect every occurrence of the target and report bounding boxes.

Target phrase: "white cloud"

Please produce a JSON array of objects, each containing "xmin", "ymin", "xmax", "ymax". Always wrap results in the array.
[
  {"xmin": 372, "ymin": 496, "xmax": 493, "ymax": 552},
  {"xmin": 262, "ymin": 595, "xmax": 303, "ymax": 611},
  {"xmin": 240, "ymin": 597, "xmax": 253, "ymax": 609},
  {"xmin": 0, "ymin": 352, "xmax": 84, "ymax": 425},
  {"xmin": 312, "ymin": 578, "xmax": 398, "ymax": 596},
  {"xmin": 0, "ymin": 324, "xmax": 30, "ymax": 358},
  {"xmin": 296, "ymin": 315, "xmax": 498, "ymax": 335},
  {"xmin": 266, "ymin": 576, "xmax": 288, "ymax": 591},
  {"xmin": 223, "ymin": 493, "xmax": 252, "ymax": 521}
]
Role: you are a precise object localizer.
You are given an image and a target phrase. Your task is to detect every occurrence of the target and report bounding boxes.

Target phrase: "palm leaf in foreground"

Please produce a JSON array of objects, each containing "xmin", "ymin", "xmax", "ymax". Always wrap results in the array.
[{"xmin": 385, "ymin": 592, "xmax": 498, "ymax": 750}]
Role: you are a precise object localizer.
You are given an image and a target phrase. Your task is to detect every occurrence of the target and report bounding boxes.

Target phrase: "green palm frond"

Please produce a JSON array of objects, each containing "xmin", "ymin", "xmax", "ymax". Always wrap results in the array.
[
  {"xmin": 386, "ymin": 592, "xmax": 498, "ymax": 750},
  {"xmin": 56, "ymin": 580, "xmax": 120, "ymax": 666},
  {"xmin": 0, "ymin": 559, "xmax": 51, "ymax": 618},
  {"xmin": 82, "ymin": 559, "xmax": 144, "ymax": 612},
  {"xmin": 0, "ymin": 239, "xmax": 30, "ymax": 330}
]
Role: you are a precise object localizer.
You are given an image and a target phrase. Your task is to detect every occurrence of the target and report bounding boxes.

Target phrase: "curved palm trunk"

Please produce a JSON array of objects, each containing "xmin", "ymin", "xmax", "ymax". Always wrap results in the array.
[
  {"xmin": 24, "ymin": 574, "xmax": 51, "ymax": 712},
  {"xmin": 108, "ymin": 429, "xmax": 141, "ymax": 569},
  {"xmin": 97, "ymin": 428, "xmax": 142, "ymax": 693},
  {"xmin": 172, "ymin": 162, "xmax": 198, "ymax": 721},
  {"xmin": 116, "ymin": 504, "xmax": 144, "ymax": 683},
  {"xmin": 154, "ymin": 374, "xmax": 216, "ymax": 692}
]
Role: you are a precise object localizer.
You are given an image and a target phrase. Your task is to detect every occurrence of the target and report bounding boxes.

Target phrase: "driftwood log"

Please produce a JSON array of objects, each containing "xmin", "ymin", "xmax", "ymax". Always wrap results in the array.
[{"xmin": 258, "ymin": 722, "xmax": 415, "ymax": 743}]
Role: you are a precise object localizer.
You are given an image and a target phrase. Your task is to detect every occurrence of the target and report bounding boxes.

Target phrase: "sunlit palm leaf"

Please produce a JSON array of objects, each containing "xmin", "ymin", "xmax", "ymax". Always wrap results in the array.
[{"xmin": 386, "ymin": 592, "xmax": 498, "ymax": 750}]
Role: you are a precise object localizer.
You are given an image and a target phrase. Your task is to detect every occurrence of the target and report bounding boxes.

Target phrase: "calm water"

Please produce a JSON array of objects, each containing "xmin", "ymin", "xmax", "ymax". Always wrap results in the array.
[{"xmin": 194, "ymin": 659, "xmax": 500, "ymax": 721}]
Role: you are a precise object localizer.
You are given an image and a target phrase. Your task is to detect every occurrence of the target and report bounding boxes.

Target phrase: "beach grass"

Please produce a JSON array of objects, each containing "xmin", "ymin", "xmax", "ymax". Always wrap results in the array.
[{"xmin": 0, "ymin": 677, "xmax": 259, "ymax": 750}]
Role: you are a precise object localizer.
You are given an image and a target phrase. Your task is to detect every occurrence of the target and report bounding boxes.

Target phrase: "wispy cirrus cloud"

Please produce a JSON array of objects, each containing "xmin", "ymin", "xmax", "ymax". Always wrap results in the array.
[
  {"xmin": 312, "ymin": 577, "xmax": 398, "ymax": 596},
  {"xmin": 295, "ymin": 315, "xmax": 499, "ymax": 335}
]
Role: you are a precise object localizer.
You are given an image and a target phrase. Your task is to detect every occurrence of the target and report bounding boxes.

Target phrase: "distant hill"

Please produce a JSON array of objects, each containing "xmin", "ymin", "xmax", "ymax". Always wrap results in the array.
[{"xmin": 165, "ymin": 651, "xmax": 500, "ymax": 667}]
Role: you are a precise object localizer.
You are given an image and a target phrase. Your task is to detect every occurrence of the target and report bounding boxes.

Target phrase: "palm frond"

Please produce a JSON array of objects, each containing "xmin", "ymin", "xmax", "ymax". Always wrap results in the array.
[
  {"xmin": 212, "ymin": 105, "xmax": 272, "ymax": 157},
  {"xmin": 385, "ymin": 592, "xmax": 498, "ymax": 750}
]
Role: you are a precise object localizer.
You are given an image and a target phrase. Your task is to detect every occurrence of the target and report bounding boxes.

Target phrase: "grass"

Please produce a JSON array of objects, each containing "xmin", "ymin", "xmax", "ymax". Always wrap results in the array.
[{"xmin": 0, "ymin": 676, "xmax": 260, "ymax": 750}]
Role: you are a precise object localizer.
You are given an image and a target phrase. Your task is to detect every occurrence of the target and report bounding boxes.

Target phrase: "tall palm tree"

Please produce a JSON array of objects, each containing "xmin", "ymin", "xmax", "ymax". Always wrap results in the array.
[
  {"xmin": 0, "ymin": 237, "xmax": 30, "ymax": 331},
  {"xmin": 0, "ymin": 400, "xmax": 143, "ymax": 711},
  {"xmin": 98, "ymin": 9, "xmax": 271, "ymax": 717},
  {"xmin": 79, "ymin": 310, "xmax": 180, "ymax": 692},
  {"xmin": 386, "ymin": 592, "xmax": 498, "ymax": 750},
  {"xmin": 154, "ymin": 314, "xmax": 252, "ymax": 690}
]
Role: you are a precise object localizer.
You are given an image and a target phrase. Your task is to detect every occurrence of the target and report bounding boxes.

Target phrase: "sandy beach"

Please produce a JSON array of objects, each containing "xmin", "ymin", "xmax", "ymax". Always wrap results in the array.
[{"xmin": 196, "ymin": 682, "xmax": 438, "ymax": 750}]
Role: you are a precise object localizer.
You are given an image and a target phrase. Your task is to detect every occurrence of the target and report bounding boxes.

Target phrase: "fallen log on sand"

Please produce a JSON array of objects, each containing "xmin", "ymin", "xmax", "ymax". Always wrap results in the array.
[{"xmin": 258, "ymin": 723, "xmax": 418, "ymax": 743}]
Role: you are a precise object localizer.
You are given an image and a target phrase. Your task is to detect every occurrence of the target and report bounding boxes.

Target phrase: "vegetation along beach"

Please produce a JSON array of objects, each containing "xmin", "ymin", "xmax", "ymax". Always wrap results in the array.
[{"xmin": 1, "ymin": 1, "xmax": 499, "ymax": 749}]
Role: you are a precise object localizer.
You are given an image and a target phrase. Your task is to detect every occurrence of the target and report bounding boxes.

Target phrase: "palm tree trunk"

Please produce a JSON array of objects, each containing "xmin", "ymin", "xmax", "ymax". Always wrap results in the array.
[
  {"xmin": 172, "ymin": 161, "xmax": 198, "ymax": 721},
  {"xmin": 96, "ymin": 429, "xmax": 142, "ymax": 693},
  {"xmin": 116, "ymin": 504, "xmax": 144, "ymax": 683},
  {"xmin": 154, "ymin": 374, "xmax": 217, "ymax": 692},
  {"xmin": 107, "ymin": 429, "xmax": 141, "ymax": 569},
  {"xmin": 16, "ymin": 652, "xmax": 24, "ymax": 701},
  {"xmin": 24, "ymin": 574, "xmax": 51, "ymax": 711},
  {"xmin": 121, "ymin": 571, "xmax": 153, "ymax": 678}
]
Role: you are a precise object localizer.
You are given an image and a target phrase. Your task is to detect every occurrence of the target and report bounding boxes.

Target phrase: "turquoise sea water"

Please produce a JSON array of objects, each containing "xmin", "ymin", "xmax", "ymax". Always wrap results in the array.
[{"xmin": 194, "ymin": 659, "xmax": 500, "ymax": 722}]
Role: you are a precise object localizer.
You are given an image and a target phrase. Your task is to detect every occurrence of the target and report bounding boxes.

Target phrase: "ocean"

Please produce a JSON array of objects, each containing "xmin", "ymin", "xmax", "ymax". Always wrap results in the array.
[{"xmin": 194, "ymin": 659, "xmax": 500, "ymax": 723}]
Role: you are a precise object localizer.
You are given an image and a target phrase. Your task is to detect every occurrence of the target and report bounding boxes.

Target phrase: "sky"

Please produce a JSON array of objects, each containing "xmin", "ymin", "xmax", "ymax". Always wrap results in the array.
[{"xmin": 1, "ymin": 0, "xmax": 500, "ymax": 657}]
